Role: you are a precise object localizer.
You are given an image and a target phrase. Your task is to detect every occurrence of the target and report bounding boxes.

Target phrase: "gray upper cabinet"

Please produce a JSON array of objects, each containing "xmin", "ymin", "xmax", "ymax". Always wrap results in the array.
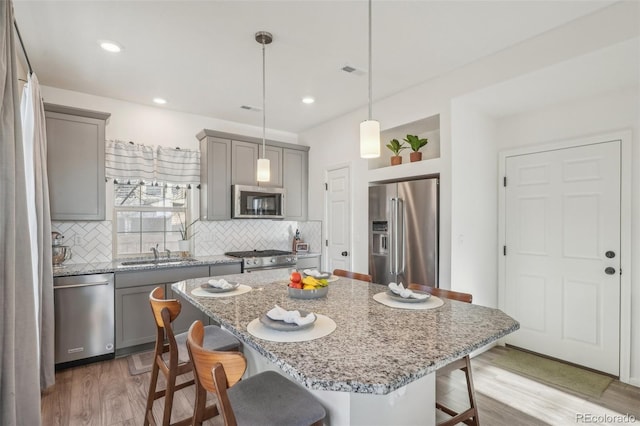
[
  {"xmin": 197, "ymin": 129, "xmax": 309, "ymax": 221},
  {"xmin": 44, "ymin": 103, "xmax": 110, "ymax": 221},
  {"xmin": 283, "ymin": 148, "xmax": 308, "ymax": 220},
  {"xmin": 231, "ymin": 140, "xmax": 258, "ymax": 185},
  {"xmin": 262, "ymin": 145, "xmax": 283, "ymax": 187},
  {"xmin": 199, "ymin": 136, "xmax": 231, "ymax": 220}
]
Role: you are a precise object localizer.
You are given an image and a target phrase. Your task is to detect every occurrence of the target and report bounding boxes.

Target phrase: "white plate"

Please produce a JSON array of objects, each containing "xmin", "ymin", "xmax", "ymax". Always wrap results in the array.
[{"xmin": 200, "ymin": 281, "xmax": 239, "ymax": 293}]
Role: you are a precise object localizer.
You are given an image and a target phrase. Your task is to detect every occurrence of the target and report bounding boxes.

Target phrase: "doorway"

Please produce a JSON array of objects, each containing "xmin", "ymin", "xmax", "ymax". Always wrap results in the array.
[
  {"xmin": 498, "ymin": 132, "xmax": 631, "ymax": 379},
  {"xmin": 324, "ymin": 165, "xmax": 351, "ymax": 272}
]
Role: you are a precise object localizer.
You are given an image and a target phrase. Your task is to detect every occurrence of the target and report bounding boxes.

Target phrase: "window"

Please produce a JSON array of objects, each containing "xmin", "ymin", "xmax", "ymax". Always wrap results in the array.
[{"xmin": 113, "ymin": 183, "xmax": 190, "ymax": 257}]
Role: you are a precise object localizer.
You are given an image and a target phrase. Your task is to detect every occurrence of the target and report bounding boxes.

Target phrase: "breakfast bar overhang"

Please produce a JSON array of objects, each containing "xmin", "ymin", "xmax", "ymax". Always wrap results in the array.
[{"xmin": 172, "ymin": 269, "xmax": 519, "ymax": 426}]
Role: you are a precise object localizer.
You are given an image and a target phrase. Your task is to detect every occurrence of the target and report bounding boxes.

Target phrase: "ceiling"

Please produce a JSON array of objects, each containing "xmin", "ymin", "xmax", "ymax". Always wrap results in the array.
[{"xmin": 14, "ymin": 1, "xmax": 617, "ymax": 134}]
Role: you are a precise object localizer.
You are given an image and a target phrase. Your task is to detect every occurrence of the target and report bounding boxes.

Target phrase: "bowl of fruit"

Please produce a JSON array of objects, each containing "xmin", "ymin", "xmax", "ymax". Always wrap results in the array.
[{"xmin": 288, "ymin": 271, "xmax": 329, "ymax": 299}]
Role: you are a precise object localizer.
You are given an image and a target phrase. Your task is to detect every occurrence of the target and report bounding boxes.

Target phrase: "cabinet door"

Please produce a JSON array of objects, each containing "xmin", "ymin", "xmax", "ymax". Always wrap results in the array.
[
  {"xmin": 259, "ymin": 145, "xmax": 283, "ymax": 187},
  {"xmin": 231, "ymin": 140, "xmax": 258, "ymax": 185},
  {"xmin": 168, "ymin": 288, "xmax": 208, "ymax": 335},
  {"xmin": 115, "ymin": 284, "xmax": 162, "ymax": 349},
  {"xmin": 283, "ymin": 149, "xmax": 309, "ymax": 220},
  {"xmin": 45, "ymin": 106, "xmax": 109, "ymax": 220},
  {"xmin": 200, "ymin": 137, "xmax": 231, "ymax": 220}
]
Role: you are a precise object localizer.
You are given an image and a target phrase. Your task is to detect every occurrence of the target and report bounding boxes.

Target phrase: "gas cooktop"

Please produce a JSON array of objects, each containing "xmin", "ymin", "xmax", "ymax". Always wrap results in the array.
[{"xmin": 225, "ymin": 249, "xmax": 293, "ymax": 258}]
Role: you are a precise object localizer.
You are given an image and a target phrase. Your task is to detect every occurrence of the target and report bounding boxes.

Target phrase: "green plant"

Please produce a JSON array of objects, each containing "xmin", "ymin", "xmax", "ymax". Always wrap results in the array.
[
  {"xmin": 178, "ymin": 216, "xmax": 198, "ymax": 240},
  {"xmin": 386, "ymin": 139, "xmax": 408, "ymax": 156},
  {"xmin": 403, "ymin": 134, "xmax": 429, "ymax": 152}
]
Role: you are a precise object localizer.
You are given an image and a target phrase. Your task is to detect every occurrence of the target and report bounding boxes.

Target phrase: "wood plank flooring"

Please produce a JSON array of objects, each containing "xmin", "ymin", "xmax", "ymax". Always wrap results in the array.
[{"xmin": 41, "ymin": 346, "xmax": 640, "ymax": 425}]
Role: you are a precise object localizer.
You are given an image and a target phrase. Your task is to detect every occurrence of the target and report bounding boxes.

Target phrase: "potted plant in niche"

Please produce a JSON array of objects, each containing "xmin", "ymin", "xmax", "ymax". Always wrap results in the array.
[
  {"xmin": 178, "ymin": 216, "xmax": 198, "ymax": 256},
  {"xmin": 403, "ymin": 134, "xmax": 429, "ymax": 162},
  {"xmin": 386, "ymin": 139, "xmax": 407, "ymax": 165}
]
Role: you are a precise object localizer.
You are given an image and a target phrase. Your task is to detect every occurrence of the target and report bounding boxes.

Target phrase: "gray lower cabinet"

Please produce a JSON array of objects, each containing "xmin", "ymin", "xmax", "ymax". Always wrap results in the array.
[
  {"xmin": 283, "ymin": 148, "xmax": 309, "ymax": 220},
  {"xmin": 44, "ymin": 103, "xmax": 110, "ymax": 221},
  {"xmin": 115, "ymin": 265, "xmax": 236, "ymax": 354}
]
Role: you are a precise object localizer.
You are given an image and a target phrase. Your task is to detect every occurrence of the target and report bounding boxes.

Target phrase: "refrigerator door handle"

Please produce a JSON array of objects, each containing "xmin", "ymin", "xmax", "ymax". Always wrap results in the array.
[
  {"xmin": 392, "ymin": 197, "xmax": 403, "ymax": 275},
  {"xmin": 397, "ymin": 198, "xmax": 405, "ymax": 275},
  {"xmin": 390, "ymin": 198, "xmax": 396, "ymax": 274}
]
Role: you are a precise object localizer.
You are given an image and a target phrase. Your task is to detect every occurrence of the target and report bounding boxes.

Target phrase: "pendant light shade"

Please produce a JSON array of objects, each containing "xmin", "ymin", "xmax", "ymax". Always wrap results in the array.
[
  {"xmin": 256, "ymin": 31, "xmax": 272, "ymax": 182},
  {"xmin": 360, "ymin": 0, "xmax": 380, "ymax": 159},
  {"xmin": 360, "ymin": 119, "xmax": 380, "ymax": 158}
]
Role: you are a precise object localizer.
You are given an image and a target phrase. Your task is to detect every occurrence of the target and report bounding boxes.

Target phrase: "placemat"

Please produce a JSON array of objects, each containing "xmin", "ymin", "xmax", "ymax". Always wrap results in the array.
[
  {"xmin": 373, "ymin": 292, "xmax": 444, "ymax": 310},
  {"xmin": 191, "ymin": 284, "xmax": 252, "ymax": 298},
  {"xmin": 247, "ymin": 314, "xmax": 336, "ymax": 342}
]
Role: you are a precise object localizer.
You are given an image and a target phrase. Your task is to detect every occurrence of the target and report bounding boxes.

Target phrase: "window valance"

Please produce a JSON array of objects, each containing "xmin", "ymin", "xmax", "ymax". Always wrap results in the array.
[{"xmin": 105, "ymin": 140, "xmax": 200, "ymax": 185}]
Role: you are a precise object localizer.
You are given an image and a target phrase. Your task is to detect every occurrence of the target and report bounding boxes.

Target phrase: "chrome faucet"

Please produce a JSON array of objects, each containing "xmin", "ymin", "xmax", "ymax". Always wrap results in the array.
[
  {"xmin": 165, "ymin": 248, "xmax": 171, "ymax": 259},
  {"xmin": 151, "ymin": 244, "xmax": 159, "ymax": 261}
]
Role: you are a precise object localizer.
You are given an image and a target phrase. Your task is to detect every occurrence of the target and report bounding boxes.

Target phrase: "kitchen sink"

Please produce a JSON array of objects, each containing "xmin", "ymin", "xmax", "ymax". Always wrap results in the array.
[{"xmin": 119, "ymin": 258, "xmax": 199, "ymax": 267}]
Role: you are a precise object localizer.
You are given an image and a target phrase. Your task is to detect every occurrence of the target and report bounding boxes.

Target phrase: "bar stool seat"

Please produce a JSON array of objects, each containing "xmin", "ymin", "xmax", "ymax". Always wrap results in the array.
[{"xmin": 174, "ymin": 326, "xmax": 239, "ymax": 363}]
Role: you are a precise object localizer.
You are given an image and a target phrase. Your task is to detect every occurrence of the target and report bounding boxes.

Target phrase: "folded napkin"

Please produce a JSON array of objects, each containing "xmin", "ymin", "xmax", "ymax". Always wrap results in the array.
[
  {"xmin": 388, "ymin": 282, "xmax": 429, "ymax": 300},
  {"xmin": 267, "ymin": 305, "xmax": 316, "ymax": 326},
  {"xmin": 207, "ymin": 278, "xmax": 234, "ymax": 289},
  {"xmin": 303, "ymin": 269, "xmax": 324, "ymax": 278}
]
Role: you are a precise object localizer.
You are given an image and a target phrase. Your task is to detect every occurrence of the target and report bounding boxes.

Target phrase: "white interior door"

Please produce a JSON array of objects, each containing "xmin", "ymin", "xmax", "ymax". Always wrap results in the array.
[
  {"xmin": 504, "ymin": 141, "xmax": 621, "ymax": 375},
  {"xmin": 325, "ymin": 166, "xmax": 351, "ymax": 272}
]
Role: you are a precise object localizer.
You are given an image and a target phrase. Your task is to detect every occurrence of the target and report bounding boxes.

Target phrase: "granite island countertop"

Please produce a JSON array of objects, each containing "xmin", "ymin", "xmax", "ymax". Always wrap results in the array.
[
  {"xmin": 52, "ymin": 255, "xmax": 242, "ymax": 277},
  {"xmin": 172, "ymin": 269, "xmax": 519, "ymax": 395}
]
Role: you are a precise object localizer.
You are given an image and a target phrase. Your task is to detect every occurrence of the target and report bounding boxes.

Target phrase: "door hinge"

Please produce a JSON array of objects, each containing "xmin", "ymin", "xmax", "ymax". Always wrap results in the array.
[
  {"xmin": 325, "ymin": 239, "xmax": 328, "ymax": 247},
  {"xmin": 619, "ymin": 268, "xmax": 623, "ymax": 275},
  {"xmin": 503, "ymin": 176, "xmax": 507, "ymax": 187},
  {"xmin": 325, "ymin": 183, "xmax": 328, "ymax": 190},
  {"xmin": 503, "ymin": 245, "xmax": 507, "ymax": 256}
]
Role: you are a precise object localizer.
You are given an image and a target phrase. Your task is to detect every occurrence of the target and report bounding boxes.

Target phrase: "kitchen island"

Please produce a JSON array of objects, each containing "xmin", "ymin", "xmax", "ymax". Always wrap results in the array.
[{"xmin": 172, "ymin": 269, "xmax": 519, "ymax": 426}]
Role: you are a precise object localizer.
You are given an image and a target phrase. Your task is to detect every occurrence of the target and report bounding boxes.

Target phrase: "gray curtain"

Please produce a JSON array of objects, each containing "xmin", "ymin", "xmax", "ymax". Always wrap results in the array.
[
  {"xmin": 0, "ymin": 0, "xmax": 43, "ymax": 425},
  {"xmin": 21, "ymin": 72, "xmax": 55, "ymax": 389}
]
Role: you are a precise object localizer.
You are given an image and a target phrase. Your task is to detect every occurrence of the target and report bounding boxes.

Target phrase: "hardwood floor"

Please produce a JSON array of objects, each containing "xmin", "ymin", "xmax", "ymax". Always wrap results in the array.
[{"xmin": 41, "ymin": 347, "xmax": 640, "ymax": 425}]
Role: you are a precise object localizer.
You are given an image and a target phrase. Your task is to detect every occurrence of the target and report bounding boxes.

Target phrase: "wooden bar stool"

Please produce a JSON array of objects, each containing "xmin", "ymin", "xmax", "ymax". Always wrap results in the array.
[
  {"xmin": 144, "ymin": 287, "xmax": 241, "ymax": 426},
  {"xmin": 186, "ymin": 320, "xmax": 326, "ymax": 426},
  {"xmin": 332, "ymin": 268, "xmax": 373, "ymax": 282},
  {"xmin": 408, "ymin": 283, "xmax": 480, "ymax": 426}
]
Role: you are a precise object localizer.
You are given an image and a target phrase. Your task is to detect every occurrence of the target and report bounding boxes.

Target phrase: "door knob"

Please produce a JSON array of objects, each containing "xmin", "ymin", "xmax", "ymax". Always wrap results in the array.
[
  {"xmin": 605, "ymin": 267, "xmax": 616, "ymax": 275},
  {"xmin": 605, "ymin": 251, "xmax": 616, "ymax": 259},
  {"xmin": 341, "ymin": 251, "xmax": 348, "ymax": 257}
]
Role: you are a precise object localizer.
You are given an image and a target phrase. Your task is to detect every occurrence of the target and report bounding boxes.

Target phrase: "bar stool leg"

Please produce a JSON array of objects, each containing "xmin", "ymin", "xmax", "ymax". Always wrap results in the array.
[{"xmin": 144, "ymin": 356, "xmax": 161, "ymax": 426}]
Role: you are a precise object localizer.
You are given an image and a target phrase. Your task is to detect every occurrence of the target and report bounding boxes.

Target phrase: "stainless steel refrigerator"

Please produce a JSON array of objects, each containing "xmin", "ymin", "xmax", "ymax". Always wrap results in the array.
[{"xmin": 369, "ymin": 178, "xmax": 439, "ymax": 287}]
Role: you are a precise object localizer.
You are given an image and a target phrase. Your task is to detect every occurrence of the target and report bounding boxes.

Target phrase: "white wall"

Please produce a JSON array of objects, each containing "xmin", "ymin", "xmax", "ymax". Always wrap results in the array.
[
  {"xmin": 39, "ymin": 86, "xmax": 298, "ymax": 149},
  {"xmin": 450, "ymin": 104, "xmax": 498, "ymax": 308}
]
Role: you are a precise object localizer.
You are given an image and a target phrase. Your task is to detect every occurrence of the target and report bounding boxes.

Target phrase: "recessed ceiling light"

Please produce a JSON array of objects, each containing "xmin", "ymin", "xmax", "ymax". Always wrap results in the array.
[
  {"xmin": 153, "ymin": 98, "xmax": 167, "ymax": 105},
  {"xmin": 302, "ymin": 97, "xmax": 315, "ymax": 104},
  {"xmin": 99, "ymin": 40, "xmax": 122, "ymax": 53}
]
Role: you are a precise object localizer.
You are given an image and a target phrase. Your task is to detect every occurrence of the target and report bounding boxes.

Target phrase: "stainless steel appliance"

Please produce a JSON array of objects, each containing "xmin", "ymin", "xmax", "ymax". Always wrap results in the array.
[
  {"xmin": 369, "ymin": 178, "xmax": 439, "ymax": 286},
  {"xmin": 225, "ymin": 249, "xmax": 297, "ymax": 271},
  {"xmin": 232, "ymin": 185, "xmax": 285, "ymax": 219},
  {"xmin": 54, "ymin": 273, "xmax": 115, "ymax": 365}
]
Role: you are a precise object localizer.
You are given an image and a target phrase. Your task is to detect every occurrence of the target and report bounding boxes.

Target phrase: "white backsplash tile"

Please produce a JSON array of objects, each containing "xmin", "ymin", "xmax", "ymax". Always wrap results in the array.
[
  {"xmin": 51, "ymin": 221, "xmax": 112, "ymax": 264},
  {"xmin": 298, "ymin": 221, "xmax": 322, "ymax": 253}
]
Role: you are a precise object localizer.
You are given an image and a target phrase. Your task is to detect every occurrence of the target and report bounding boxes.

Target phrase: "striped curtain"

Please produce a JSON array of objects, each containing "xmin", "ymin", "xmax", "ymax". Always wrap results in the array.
[
  {"xmin": 156, "ymin": 146, "xmax": 200, "ymax": 184},
  {"xmin": 105, "ymin": 140, "xmax": 199, "ymax": 185}
]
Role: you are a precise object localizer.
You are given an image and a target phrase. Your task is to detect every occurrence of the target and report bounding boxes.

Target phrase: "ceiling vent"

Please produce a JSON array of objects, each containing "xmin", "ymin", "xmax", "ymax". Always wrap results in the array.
[
  {"xmin": 240, "ymin": 105, "xmax": 262, "ymax": 111},
  {"xmin": 341, "ymin": 65, "xmax": 366, "ymax": 76}
]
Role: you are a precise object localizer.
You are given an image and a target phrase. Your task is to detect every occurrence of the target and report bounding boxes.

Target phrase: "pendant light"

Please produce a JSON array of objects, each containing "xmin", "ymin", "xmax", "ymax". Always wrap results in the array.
[
  {"xmin": 360, "ymin": 0, "xmax": 380, "ymax": 159},
  {"xmin": 256, "ymin": 31, "xmax": 272, "ymax": 182}
]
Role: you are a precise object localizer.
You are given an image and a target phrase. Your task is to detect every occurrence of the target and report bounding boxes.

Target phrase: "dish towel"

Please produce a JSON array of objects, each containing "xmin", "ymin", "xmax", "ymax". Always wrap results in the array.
[
  {"xmin": 267, "ymin": 305, "xmax": 316, "ymax": 326},
  {"xmin": 206, "ymin": 278, "xmax": 234, "ymax": 289},
  {"xmin": 388, "ymin": 282, "xmax": 429, "ymax": 300}
]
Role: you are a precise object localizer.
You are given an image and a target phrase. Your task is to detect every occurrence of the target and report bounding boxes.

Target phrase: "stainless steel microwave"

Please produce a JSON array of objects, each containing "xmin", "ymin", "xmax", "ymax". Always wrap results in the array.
[{"xmin": 232, "ymin": 185, "xmax": 285, "ymax": 219}]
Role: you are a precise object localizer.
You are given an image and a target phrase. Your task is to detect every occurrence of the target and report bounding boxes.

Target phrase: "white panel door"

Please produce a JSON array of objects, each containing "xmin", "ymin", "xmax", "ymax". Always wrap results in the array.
[
  {"xmin": 504, "ymin": 141, "xmax": 621, "ymax": 375},
  {"xmin": 325, "ymin": 167, "xmax": 351, "ymax": 272}
]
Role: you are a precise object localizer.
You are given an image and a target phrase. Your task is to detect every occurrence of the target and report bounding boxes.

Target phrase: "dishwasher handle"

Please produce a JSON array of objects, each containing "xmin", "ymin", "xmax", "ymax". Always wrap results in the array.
[{"xmin": 54, "ymin": 281, "xmax": 111, "ymax": 290}]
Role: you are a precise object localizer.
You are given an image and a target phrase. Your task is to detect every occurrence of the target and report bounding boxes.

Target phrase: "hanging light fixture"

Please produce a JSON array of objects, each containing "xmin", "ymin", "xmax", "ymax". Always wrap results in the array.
[
  {"xmin": 256, "ymin": 31, "xmax": 272, "ymax": 182},
  {"xmin": 360, "ymin": 0, "xmax": 380, "ymax": 159}
]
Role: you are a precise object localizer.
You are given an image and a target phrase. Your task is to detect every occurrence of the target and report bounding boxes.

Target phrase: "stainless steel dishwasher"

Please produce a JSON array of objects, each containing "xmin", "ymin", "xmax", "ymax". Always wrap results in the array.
[{"xmin": 54, "ymin": 273, "xmax": 115, "ymax": 366}]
